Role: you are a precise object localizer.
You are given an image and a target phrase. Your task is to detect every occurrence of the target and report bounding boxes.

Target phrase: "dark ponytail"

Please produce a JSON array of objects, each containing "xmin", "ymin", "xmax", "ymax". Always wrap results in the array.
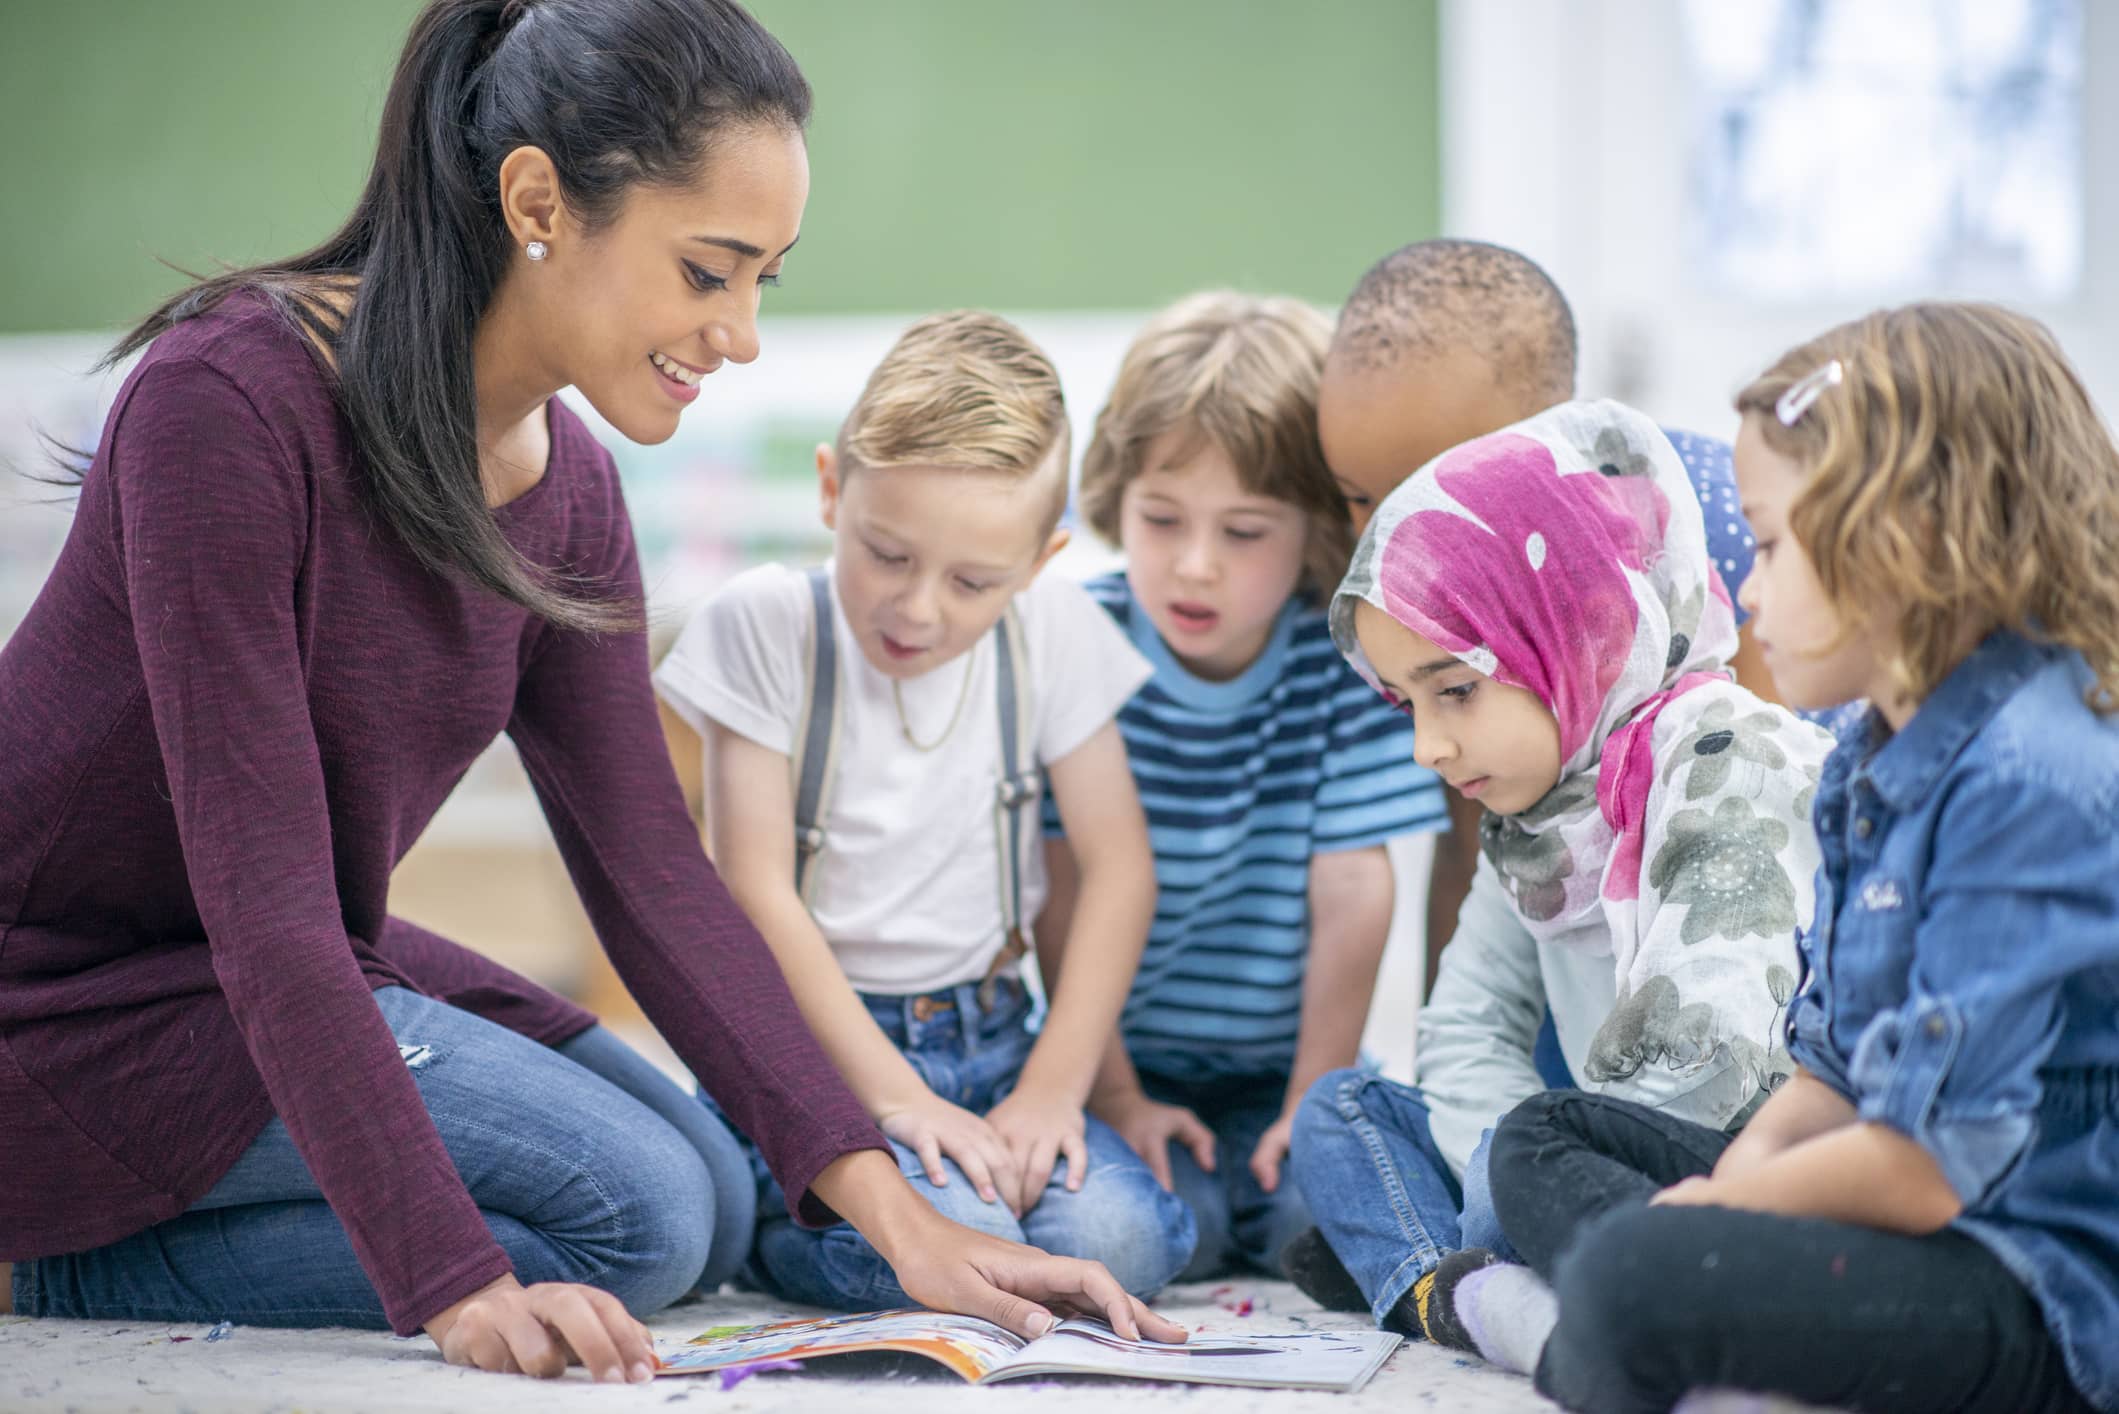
[{"xmin": 91, "ymin": 0, "xmax": 810, "ymax": 632}]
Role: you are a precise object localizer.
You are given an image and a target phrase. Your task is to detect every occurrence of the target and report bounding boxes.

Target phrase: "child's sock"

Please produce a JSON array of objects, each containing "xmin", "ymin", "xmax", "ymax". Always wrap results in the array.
[
  {"xmin": 1411, "ymin": 1248, "xmax": 1556, "ymax": 1375},
  {"xmin": 1278, "ymin": 1227, "xmax": 1369, "ymax": 1314},
  {"xmin": 1672, "ymin": 1392, "xmax": 1839, "ymax": 1414}
]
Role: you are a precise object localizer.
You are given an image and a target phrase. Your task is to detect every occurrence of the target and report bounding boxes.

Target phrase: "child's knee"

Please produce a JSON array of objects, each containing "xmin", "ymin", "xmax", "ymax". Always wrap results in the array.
[
  {"xmin": 1099, "ymin": 1180, "xmax": 1199, "ymax": 1296},
  {"xmin": 1033, "ymin": 1164, "xmax": 1198, "ymax": 1297},
  {"xmin": 1545, "ymin": 1208, "xmax": 1703, "ymax": 1387},
  {"xmin": 1489, "ymin": 1089, "xmax": 1574, "ymax": 1188},
  {"xmin": 888, "ymin": 1142, "xmax": 1031, "ymax": 1242},
  {"xmin": 925, "ymin": 1182, "xmax": 1030, "ymax": 1244},
  {"xmin": 1292, "ymin": 1066, "xmax": 1368, "ymax": 1149}
]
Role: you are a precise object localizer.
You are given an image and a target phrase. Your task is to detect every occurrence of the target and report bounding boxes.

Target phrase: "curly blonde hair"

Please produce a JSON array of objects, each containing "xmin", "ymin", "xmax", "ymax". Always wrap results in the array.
[
  {"xmin": 836, "ymin": 310, "xmax": 1071, "ymax": 536},
  {"xmin": 1078, "ymin": 291, "xmax": 1351, "ymax": 603},
  {"xmin": 1736, "ymin": 302, "xmax": 2119, "ymax": 713}
]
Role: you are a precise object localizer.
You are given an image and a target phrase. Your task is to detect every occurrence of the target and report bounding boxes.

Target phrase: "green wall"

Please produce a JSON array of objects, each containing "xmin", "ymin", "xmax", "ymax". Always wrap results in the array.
[{"xmin": 0, "ymin": 0, "xmax": 1437, "ymax": 333}]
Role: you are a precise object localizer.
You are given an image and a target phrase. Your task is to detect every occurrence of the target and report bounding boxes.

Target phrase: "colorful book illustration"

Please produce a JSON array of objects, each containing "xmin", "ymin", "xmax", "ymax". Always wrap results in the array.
[{"xmin": 658, "ymin": 1309, "xmax": 1401, "ymax": 1392}]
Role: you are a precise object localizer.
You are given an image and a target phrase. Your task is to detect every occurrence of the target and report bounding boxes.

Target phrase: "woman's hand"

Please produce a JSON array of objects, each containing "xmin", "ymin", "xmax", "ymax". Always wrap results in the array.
[
  {"xmin": 986, "ymin": 1085, "xmax": 1089, "ymax": 1203},
  {"xmin": 1094, "ymin": 1088, "xmax": 1215, "ymax": 1193},
  {"xmin": 884, "ymin": 1208, "xmax": 1190, "ymax": 1345},
  {"xmin": 423, "ymin": 1274, "xmax": 656, "ymax": 1382},
  {"xmin": 812, "ymin": 1149, "xmax": 1186, "ymax": 1343},
  {"xmin": 876, "ymin": 1091, "xmax": 1025, "ymax": 1213}
]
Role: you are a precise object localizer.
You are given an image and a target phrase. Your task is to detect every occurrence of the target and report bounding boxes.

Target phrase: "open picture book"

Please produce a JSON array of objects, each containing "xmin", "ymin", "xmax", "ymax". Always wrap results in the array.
[{"xmin": 657, "ymin": 1308, "xmax": 1401, "ymax": 1392}]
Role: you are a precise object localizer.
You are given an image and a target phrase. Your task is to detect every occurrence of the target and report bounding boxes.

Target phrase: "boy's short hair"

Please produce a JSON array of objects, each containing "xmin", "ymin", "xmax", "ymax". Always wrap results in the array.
[
  {"xmin": 836, "ymin": 310, "xmax": 1071, "ymax": 537},
  {"xmin": 1331, "ymin": 239, "xmax": 1577, "ymax": 407},
  {"xmin": 1078, "ymin": 291, "xmax": 1351, "ymax": 602}
]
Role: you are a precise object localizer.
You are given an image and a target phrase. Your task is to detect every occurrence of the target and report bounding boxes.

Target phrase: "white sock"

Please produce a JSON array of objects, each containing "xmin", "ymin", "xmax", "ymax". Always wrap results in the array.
[{"xmin": 1452, "ymin": 1263, "xmax": 1558, "ymax": 1376}]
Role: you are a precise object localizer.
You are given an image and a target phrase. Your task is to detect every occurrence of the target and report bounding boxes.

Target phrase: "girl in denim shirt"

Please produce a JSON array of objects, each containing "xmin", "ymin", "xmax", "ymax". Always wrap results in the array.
[{"xmin": 1457, "ymin": 303, "xmax": 2119, "ymax": 1413}]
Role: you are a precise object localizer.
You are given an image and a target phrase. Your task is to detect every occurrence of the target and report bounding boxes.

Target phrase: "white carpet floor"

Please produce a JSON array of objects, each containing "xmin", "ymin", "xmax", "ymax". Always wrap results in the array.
[{"xmin": 1, "ymin": 1278, "xmax": 1555, "ymax": 1414}]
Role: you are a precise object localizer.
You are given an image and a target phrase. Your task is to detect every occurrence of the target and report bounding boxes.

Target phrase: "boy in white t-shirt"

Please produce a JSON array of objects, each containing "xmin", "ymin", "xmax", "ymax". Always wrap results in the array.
[{"xmin": 655, "ymin": 312, "xmax": 1197, "ymax": 1308}]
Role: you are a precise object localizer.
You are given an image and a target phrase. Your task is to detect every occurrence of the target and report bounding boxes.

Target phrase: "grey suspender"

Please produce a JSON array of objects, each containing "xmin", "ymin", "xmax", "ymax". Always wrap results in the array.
[
  {"xmin": 791, "ymin": 567, "xmax": 841, "ymax": 901},
  {"xmin": 789, "ymin": 566, "xmax": 1036, "ymax": 946},
  {"xmin": 992, "ymin": 607, "xmax": 1038, "ymax": 951}
]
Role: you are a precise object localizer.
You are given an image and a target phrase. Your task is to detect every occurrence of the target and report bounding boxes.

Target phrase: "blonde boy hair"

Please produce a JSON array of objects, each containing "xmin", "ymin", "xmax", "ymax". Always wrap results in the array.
[
  {"xmin": 1736, "ymin": 301, "xmax": 2119, "ymax": 713},
  {"xmin": 836, "ymin": 310, "xmax": 1071, "ymax": 537},
  {"xmin": 1078, "ymin": 292, "xmax": 1351, "ymax": 602}
]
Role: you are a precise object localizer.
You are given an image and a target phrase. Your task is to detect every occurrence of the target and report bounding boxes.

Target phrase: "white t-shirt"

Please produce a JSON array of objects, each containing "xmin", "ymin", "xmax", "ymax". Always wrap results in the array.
[{"xmin": 655, "ymin": 562, "xmax": 1152, "ymax": 994}]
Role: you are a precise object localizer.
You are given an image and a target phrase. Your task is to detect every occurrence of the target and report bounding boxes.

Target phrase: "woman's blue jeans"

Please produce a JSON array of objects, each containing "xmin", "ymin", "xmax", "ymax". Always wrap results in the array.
[
  {"xmin": 12, "ymin": 986, "xmax": 753, "ymax": 1327},
  {"xmin": 741, "ymin": 978, "xmax": 1198, "ymax": 1309}
]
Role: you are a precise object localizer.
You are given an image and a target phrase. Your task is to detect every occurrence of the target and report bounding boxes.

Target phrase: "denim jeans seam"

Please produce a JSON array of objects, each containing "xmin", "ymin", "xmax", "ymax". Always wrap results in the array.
[
  {"xmin": 1335, "ymin": 1078, "xmax": 1447, "ymax": 1270},
  {"xmin": 1371, "ymin": 1249, "xmax": 1433, "ymax": 1324}
]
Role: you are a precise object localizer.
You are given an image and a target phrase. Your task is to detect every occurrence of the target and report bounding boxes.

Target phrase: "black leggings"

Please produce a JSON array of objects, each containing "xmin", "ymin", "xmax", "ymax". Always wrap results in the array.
[{"xmin": 1488, "ymin": 1090, "xmax": 2093, "ymax": 1414}]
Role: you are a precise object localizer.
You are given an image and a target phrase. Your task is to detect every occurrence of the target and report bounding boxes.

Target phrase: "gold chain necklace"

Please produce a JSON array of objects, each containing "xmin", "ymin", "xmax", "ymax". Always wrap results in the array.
[{"xmin": 892, "ymin": 654, "xmax": 976, "ymax": 752}]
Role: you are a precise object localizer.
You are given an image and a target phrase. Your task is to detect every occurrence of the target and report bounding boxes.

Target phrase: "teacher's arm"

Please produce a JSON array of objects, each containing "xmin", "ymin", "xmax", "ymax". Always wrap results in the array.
[{"xmin": 117, "ymin": 360, "xmax": 650, "ymax": 1378}]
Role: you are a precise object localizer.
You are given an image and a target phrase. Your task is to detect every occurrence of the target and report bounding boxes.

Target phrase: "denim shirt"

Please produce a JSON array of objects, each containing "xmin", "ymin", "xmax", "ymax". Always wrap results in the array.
[{"xmin": 1788, "ymin": 631, "xmax": 2119, "ymax": 1411}]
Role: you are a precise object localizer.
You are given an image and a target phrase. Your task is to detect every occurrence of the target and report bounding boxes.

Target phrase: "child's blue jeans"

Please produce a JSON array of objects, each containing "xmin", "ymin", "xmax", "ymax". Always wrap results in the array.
[
  {"xmin": 13, "ymin": 986, "xmax": 755, "ymax": 1326},
  {"xmin": 739, "ymin": 977, "xmax": 1197, "ymax": 1309},
  {"xmin": 1132, "ymin": 1064, "xmax": 1312, "ymax": 1283},
  {"xmin": 1288, "ymin": 1015, "xmax": 1573, "ymax": 1326}
]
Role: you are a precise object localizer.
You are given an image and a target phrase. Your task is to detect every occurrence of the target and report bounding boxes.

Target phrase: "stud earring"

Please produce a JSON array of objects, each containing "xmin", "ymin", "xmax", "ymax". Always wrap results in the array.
[{"xmin": 525, "ymin": 241, "xmax": 549, "ymax": 262}]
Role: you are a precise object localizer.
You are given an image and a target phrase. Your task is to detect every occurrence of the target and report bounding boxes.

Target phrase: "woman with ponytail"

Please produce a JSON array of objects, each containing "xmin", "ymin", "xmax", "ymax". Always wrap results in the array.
[{"xmin": 0, "ymin": 0, "xmax": 1183, "ymax": 1380}]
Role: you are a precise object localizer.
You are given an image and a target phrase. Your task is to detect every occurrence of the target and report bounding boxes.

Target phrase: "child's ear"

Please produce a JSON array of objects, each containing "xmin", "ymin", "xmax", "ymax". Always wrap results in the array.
[
  {"xmin": 815, "ymin": 444, "xmax": 841, "ymax": 530},
  {"xmin": 1024, "ymin": 526, "xmax": 1071, "ymax": 581}
]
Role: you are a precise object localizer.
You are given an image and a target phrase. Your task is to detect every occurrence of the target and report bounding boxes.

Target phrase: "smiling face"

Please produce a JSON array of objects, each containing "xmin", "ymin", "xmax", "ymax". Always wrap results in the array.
[
  {"xmin": 1732, "ymin": 413, "xmax": 1898, "ymax": 720},
  {"xmin": 523, "ymin": 123, "xmax": 809, "ymax": 445},
  {"xmin": 1318, "ymin": 353, "xmax": 1538, "ymax": 534},
  {"xmin": 1118, "ymin": 431, "xmax": 1310, "ymax": 681},
  {"xmin": 1353, "ymin": 599, "xmax": 1562, "ymax": 815},
  {"xmin": 820, "ymin": 446, "xmax": 1067, "ymax": 681}
]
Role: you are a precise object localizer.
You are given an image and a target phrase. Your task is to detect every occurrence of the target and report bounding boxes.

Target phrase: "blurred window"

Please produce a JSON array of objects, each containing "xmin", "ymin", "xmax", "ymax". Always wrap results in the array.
[{"xmin": 1683, "ymin": 0, "xmax": 2081, "ymax": 299}]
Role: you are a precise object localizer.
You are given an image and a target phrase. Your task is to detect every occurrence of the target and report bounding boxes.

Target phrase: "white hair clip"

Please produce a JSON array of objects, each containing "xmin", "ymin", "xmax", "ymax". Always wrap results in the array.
[{"xmin": 1776, "ymin": 359, "xmax": 1843, "ymax": 427}]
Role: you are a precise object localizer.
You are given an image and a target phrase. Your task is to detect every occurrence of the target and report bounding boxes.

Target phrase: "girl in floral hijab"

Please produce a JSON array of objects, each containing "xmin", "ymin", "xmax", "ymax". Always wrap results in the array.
[{"xmin": 1333, "ymin": 398, "xmax": 1832, "ymax": 1103}]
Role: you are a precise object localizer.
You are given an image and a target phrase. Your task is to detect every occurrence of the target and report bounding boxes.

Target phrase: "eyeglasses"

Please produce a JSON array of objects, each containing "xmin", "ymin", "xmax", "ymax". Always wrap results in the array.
[{"xmin": 1776, "ymin": 360, "xmax": 1843, "ymax": 427}]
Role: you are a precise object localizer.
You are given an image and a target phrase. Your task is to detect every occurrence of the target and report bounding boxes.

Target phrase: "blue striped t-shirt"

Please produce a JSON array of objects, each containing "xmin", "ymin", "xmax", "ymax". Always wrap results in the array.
[{"xmin": 1043, "ymin": 573, "xmax": 1446, "ymax": 1083}]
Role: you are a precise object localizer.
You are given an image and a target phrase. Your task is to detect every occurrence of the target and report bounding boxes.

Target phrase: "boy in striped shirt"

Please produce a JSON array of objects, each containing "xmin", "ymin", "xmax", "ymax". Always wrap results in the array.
[{"xmin": 1038, "ymin": 293, "xmax": 1447, "ymax": 1280}]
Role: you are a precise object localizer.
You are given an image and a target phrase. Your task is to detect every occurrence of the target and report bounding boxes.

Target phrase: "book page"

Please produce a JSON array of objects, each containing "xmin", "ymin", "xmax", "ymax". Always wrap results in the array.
[
  {"xmin": 991, "ymin": 1320, "xmax": 1401, "ymax": 1392},
  {"xmin": 660, "ymin": 1310, "xmax": 1026, "ymax": 1384}
]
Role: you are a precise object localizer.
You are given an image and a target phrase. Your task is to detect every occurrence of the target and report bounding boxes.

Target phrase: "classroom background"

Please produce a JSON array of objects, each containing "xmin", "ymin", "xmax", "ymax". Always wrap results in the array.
[{"xmin": 2, "ymin": 0, "xmax": 2108, "ymax": 1073}]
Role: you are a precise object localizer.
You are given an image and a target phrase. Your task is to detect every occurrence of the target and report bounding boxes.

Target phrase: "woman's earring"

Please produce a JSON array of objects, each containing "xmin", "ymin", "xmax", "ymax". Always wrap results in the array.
[{"xmin": 526, "ymin": 241, "xmax": 549, "ymax": 263}]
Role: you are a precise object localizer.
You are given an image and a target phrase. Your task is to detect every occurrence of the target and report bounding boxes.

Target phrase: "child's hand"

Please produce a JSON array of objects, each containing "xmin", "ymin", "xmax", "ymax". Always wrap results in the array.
[
  {"xmin": 1094, "ymin": 1089, "xmax": 1216, "ymax": 1192},
  {"xmin": 986, "ymin": 1087, "xmax": 1088, "ymax": 1205},
  {"xmin": 1248, "ymin": 1108, "xmax": 1297, "ymax": 1194},
  {"xmin": 876, "ymin": 1093, "xmax": 1026, "ymax": 1214}
]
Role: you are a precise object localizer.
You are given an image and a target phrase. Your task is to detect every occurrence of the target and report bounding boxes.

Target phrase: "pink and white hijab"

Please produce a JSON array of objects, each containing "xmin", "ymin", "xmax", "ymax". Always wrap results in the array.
[{"xmin": 1333, "ymin": 400, "xmax": 1830, "ymax": 1088}]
